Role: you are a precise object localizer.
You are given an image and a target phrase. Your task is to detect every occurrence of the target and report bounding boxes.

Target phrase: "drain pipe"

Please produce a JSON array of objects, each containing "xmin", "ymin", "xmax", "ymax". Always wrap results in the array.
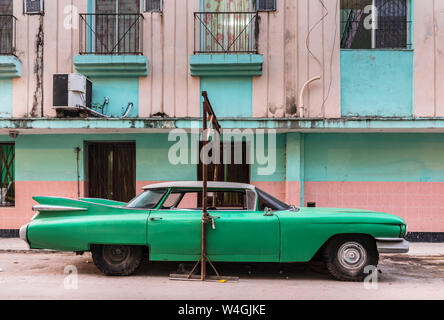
[
  {"xmin": 298, "ymin": 76, "xmax": 321, "ymax": 118},
  {"xmin": 78, "ymin": 105, "xmax": 110, "ymax": 118},
  {"xmin": 74, "ymin": 147, "xmax": 81, "ymax": 199},
  {"xmin": 78, "ymin": 102, "xmax": 134, "ymax": 118}
]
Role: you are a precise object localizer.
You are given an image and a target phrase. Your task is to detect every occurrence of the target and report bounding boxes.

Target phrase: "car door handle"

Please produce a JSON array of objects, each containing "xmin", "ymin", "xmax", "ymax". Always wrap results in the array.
[{"xmin": 150, "ymin": 217, "xmax": 163, "ymax": 221}]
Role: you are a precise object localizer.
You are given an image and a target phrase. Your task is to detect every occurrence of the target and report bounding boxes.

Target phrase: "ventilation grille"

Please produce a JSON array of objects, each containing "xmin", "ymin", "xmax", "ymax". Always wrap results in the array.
[
  {"xmin": 145, "ymin": 0, "xmax": 162, "ymax": 13},
  {"xmin": 257, "ymin": 0, "xmax": 276, "ymax": 11},
  {"xmin": 24, "ymin": 0, "xmax": 44, "ymax": 14}
]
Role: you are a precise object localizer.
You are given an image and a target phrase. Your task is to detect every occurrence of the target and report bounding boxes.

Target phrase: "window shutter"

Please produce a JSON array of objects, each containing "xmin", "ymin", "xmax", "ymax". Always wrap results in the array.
[
  {"xmin": 257, "ymin": 0, "xmax": 276, "ymax": 12},
  {"xmin": 145, "ymin": 0, "xmax": 162, "ymax": 13},
  {"xmin": 24, "ymin": 0, "xmax": 43, "ymax": 14}
]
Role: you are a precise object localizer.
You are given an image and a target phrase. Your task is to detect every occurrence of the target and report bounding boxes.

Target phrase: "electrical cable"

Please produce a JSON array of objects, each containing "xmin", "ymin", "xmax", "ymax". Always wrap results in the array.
[
  {"xmin": 322, "ymin": 0, "xmax": 339, "ymax": 111},
  {"xmin": 304, "ymin": 0, "xmax": 339, "ymax": 115},
  {"xmin": 306, "ymin": 0, "xmax": 328, "ymax": 69}
]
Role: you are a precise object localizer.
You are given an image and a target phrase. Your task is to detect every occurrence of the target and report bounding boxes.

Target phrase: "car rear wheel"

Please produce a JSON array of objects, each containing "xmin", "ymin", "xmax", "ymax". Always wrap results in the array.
[
  {"xmin": 323, "ymin": 236, "xmax": 379, "ymax": 281},
  {"xmin": 91, "ymin": 244, "xmax": 144, "ymax": 276}
]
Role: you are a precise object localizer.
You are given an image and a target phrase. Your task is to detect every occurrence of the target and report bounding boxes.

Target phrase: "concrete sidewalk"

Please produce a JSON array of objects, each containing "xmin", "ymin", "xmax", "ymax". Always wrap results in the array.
[{"xmin": 0, "ymin": 237, "xmax": 443, "ymax": 255}]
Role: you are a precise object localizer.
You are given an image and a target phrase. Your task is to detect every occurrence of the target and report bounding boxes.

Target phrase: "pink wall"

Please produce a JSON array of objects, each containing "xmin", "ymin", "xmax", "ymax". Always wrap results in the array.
[
  {"xmin": 10, "ymin": 0, "xmax": 341, "ymax": 119},
  {"xmin": 252, "ymin": 0, "xmax": 341, "ymax": 118},
  {"xmin": 414, "ymin": 0, "xmax": 444, "ymax": 117},
  {"xmin": 305, "ymin": 181, "xmax": 444, "ymax": 232},
  {"xmin": 0, "ymin": 181, "xmax": 85, "ymax": 229},
  {"xmin": 10, "ymin": 0, "xmax": 444, "ymax": 119},
  {"xmin": 4, "ymin": 180, "xmax": 442, "ymax": 233},
  {"xmin": 252, "ymin": 181, "xmax": 301, "ymax": 207}
]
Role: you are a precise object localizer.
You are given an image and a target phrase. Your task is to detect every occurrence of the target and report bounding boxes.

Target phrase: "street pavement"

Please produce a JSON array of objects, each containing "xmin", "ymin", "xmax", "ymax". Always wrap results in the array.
[{"xmin": 0, "ymin": 238, "xmax": 443, "ymax": 300}]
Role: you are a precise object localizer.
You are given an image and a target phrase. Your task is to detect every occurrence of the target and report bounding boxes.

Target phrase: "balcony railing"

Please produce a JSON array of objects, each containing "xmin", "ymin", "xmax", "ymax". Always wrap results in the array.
[
  {"xmin": 79, "ymin": 13, "xmax": 144, "ymax": 55},
  {"xmin": 0, "ymin": 15, "xmax": 17, "ymax": 55},
  {"xmin": 194, "ymin": 12, "xmax": 258, "ymax": 54}
]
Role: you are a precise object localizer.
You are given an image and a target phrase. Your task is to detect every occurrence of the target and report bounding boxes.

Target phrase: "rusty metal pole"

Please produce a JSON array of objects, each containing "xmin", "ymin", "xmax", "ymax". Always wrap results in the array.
[
  {"xmin": 201, "ymin": 99, "xmax": 208, "ymax": 281},
  {"xmin": 199, "ymin": 91, "xmax": 222, "ymax": 281}
]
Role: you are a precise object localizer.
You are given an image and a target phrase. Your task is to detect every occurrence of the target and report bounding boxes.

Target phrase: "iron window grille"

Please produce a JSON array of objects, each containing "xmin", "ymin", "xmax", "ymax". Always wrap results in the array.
[
  {"xmin": 0, "ymin": 15, "xmax": 16, "ymax": 55},
  {"xmin": 144, "ymin": 0, "xmax": 162, "ymax": 13},
  {"xmin": 340, "ymin": 0, "xmax": 412, "ymax": 49},
  {"xmin": 194, "ymin": 12, "xmax": 259, "ymax": 54},
  {"xmin": 0, "ymin": 143, "xmax": 14, "ymax": 207},
  {"xmin": 79, "ymin": 13, "xmax": 144, "ymax": 55}
]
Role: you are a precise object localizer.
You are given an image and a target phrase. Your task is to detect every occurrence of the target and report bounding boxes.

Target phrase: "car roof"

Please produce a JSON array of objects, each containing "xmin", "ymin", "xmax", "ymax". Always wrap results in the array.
[{"xmin": 142, "ymin": 181, "xmax": 256, "ymax": 191}]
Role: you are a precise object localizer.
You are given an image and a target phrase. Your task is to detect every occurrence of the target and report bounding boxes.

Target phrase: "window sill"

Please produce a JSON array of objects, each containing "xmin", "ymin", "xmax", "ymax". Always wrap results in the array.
[
  {"xmin": 340, "ymin": 48, "xmax": 414, "ymax": 52},
  {"xmin": 73, "ymin": 55, "xmax": 149, "ymax": 78},
  {"xmin": 0, "ymin": 56, "xmax": 21, "ymax": 79},
  {"xmin": 190, "ymin": 54, "xmax": 263, "ymax": 77}
]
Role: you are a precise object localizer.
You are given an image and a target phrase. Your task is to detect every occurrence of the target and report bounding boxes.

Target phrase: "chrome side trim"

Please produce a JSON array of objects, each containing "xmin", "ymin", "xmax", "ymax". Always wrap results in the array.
[
  {"xmin": 376, "ymin": 238, "xmax": 409, "ymax": 254},
  {"xmin": 19, "ymin": 223, "xmax": 29, "ymax": 245},
  {"xmin": 32, "ymin": 205, "xmax": 88, "ymax": 212}
]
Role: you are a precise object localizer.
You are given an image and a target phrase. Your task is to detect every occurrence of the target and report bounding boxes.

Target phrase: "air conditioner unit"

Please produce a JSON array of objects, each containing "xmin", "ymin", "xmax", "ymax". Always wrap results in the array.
[
  {"xmin": 24, "ymin": 0, "xmax": 44, "ymax": 15},
  {"xmin": 53, "ymin": 74, "xmax": 92, "ymax": 111}
]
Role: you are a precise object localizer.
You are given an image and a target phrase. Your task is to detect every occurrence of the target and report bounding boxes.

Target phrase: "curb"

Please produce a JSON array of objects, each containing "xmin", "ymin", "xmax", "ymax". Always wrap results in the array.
[{"xmin": 0, "ymin": 249, "xmax": 65, "ymax": 254}]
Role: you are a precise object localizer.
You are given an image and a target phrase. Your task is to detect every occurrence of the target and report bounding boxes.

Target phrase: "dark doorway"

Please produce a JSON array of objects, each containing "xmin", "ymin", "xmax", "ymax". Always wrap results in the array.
[
  {"xmin": 197, "ymin": 141, "xmax": 250, "ymax": 208},
  {"xmin": 197, "ymin": 141, "xmax": 250, "ymax": 184},
  {"xmin": 87, "ymin": 142, "xmax": 136, "ymax": 202}
]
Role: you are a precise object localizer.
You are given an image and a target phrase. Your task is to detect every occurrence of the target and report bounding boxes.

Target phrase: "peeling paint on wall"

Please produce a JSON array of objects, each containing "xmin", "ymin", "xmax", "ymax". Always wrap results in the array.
[{"xmin": 31, "ymin": 15, "xmax": 44, "ymax": 117}]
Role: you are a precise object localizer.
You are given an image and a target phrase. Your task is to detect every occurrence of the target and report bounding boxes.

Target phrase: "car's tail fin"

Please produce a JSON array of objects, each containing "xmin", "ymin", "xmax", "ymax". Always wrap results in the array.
[{"xmin": 32, "ymin": 196, "xmax": 89, "ymax": 213}]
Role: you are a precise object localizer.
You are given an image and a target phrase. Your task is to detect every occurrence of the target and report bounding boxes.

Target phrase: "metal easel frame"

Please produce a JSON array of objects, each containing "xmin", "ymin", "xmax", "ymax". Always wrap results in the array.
[{"xmin": 170, "ymin": 91, "xmax": 237, "ymax": 282}]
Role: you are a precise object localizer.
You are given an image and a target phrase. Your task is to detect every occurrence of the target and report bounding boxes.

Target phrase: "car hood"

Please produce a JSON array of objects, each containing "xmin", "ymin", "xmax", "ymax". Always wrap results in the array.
[{"xmin": 284, "ymin": 207, "xmax": 406, "ymax": 225}]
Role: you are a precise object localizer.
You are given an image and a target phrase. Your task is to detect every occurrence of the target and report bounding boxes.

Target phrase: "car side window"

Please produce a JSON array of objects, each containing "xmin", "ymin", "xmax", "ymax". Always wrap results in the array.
[
  {"xmin": 160, "ymin": 189, "xmax": 256, "ymax": 211},
  {"xmin": 161, "ymin": 192, "xmax": 183, "ymax": 209},
  {"xmin": 161, "ymin": 191, "xmax": 199, "ymax": 210}
]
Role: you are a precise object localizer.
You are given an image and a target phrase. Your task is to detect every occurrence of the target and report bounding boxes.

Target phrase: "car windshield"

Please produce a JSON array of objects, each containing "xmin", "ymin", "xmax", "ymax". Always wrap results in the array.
[
  {"xmin": 256, "ymin": 188, "xmax": 293, "ymax": 212},
  {"xmin": 126, "ymin": 189, "xmax": 167, "ymax": 209}
]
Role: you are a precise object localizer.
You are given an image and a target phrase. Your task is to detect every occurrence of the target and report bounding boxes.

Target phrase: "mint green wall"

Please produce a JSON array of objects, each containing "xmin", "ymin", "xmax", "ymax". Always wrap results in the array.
[
  {"xmin": 304, "ymin": 133, "xmax": 444, "ymax": 182},
  {"xmin": 15, "ymin": 135, "xmax": 84, "ymax": 182},
  {"xmin": 136, "ymin": 134, "xmax": 196, "ymax": 181},
  {"xmin": 285, "ymin": 133, "xmax": 304, "ymax": 205},
  {"xmin": 9, "ymin": 134, "xmax": 194, "ymax": 182},
  {"xmin": 341, "ymin": 50, "xmax": 413, "ymax": 117},
  {"xmin": 89, "ymin": 78, "xmax": 139, "ymax": 117},
  {"xmin": 4, "ymin": 132, "xmax": 286, "ymax": 183},
  {"xmin": 250, "ymin": 133, "xmax": 285, "ymax": 182},
  {"xmin": 200, "ymin": 77, "xmax": 253, "ymax": 117},
  {"xmin": 7, "ymin": 132, "xmax": 444, "ymax": 184},
  {"xmin": 0, "ymin": 79, "xmax": 12, "ymax": 117}
]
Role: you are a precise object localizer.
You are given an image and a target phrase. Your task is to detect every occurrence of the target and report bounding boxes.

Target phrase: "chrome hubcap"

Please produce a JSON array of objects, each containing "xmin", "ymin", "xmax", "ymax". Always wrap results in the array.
[
  {"xmin": 103, "ymin": 245, "xmax": 130, "ymax": 264},
  {"xmin": 337, "ymin": 242, "xmax": 367, "ymax": 271}
]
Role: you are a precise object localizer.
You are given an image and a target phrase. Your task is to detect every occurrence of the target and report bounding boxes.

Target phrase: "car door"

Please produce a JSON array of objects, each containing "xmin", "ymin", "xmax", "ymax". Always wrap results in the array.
[
  {"xmin": 147, "ymin": 208, "xmax": 202, "ymax": 261},
  {"xmin": 206, "ymin": 209, "xmax": 280, "ymax": 262}
]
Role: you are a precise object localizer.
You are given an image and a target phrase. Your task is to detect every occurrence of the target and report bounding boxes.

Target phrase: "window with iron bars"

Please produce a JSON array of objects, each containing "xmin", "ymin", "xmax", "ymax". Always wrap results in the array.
[
  {"xmin": 0, "ymin": 143, "xmax": 15, "ymax": 207},
  {"xmin": 0, "ymin": 0, "xmax": 16, "ymax": 55},
  {"xmin": 79, "ymin": 0, "xmax": 144, "ymax": 55},
  {"xmin": 340, "ymin": 0, "xmax": 412, "ymax": 49}
]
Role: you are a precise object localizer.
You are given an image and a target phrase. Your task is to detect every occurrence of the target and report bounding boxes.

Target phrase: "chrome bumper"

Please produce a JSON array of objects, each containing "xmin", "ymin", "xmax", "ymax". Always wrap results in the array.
[
  {"xmin": 376, "ymin": 238, "xmax": 409, "ymax": 254},
  {"xmin": 19, "ymin": 223, "xmax": 30, "ymax": 246}
]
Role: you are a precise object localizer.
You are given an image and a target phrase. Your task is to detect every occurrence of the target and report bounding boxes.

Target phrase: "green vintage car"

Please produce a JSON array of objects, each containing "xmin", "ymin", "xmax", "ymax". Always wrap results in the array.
[{"xmin": 20, "ymin": 181, "xmax": 409, "ymax": 281}]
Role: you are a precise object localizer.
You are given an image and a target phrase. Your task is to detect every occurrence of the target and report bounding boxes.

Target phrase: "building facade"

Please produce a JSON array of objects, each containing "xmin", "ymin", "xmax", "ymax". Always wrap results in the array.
[{"xmin": 0, "ymin": 0, "xmax": 443, "ymax": 240}]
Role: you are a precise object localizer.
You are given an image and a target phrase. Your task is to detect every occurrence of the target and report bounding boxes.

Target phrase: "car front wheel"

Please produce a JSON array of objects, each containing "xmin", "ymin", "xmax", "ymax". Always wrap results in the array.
[
  {"xmin": 323, "ymin": 236, "xmax": 379, "ymax": 281},
  {"xmin": 91, "ymin": 244, "xmax": 144, "ymax": 276}
]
